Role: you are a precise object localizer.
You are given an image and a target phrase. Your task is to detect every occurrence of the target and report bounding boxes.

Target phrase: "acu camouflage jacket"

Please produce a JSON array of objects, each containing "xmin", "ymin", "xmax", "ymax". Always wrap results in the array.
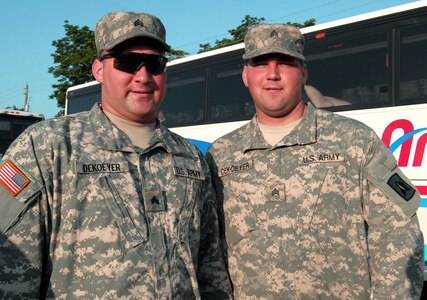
[
  {"xmin": 0, "ymin": 104, "xmax": 231, "ymax": 300},
  {"xmin": 206, "ymin": 103, "xmax": 424, "ymax": 300}
]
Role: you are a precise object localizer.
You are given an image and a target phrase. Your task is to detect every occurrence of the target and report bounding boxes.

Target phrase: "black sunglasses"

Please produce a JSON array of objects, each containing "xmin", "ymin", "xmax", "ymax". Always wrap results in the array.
[{"xmin": 100, "ymin": 52, "xmax": 168, "ymax": 75}]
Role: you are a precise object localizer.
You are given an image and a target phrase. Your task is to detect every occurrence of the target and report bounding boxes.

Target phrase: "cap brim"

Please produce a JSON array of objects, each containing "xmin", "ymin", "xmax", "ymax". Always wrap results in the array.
[
  {"xmin": 243, "ymin": 48, "xmax": 305, "ymax": 61},
  {"xmin": 99, "ymin": 34, "xmax": 171, "ymax": 57},
  {"xmin": 242, "ymin": 49, "xmax": 305, "ymax": 61}
]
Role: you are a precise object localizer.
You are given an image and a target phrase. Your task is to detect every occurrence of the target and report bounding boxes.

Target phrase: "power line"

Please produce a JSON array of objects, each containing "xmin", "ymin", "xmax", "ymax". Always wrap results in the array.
[
  {"xmin": 267, "ymin": 0, "xmax": 344, "ymax": 23},
  {"xmin": 174, "ymin": 0, "xmax": 395, "ymax": 53},
  {"xmin": 312, "ymin": 0, "xmax": 391, "ymax": 22},
  {"xmin": 0, "ymin": 77, "xmax": 52, "ymax": 100}
]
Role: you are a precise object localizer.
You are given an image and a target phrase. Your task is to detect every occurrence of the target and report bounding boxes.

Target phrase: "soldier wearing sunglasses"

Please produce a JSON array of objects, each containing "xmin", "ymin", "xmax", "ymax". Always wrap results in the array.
[{"xmin": 0, "ymin": 12, "xmax": 232, "ymax": 299}]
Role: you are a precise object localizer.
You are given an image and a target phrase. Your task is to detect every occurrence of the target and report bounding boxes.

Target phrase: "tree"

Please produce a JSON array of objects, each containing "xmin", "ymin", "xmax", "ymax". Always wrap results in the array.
[
  {"xmin": 198, "ymin": 16, "xmax": 316, "ymax": 53},
  {"xmin": 48, "ymin": 21, "xmax": 96, "ymax": 115},
  {"xmin": 167, "ymin": 49, "xmax": 189, "ymax": 61},
  {"xmin": 288, "ymin": 18, "xmax": 316, "ymax": 28},
  {"xmin": 198, "ymin": 15, "xmax": 265, "ymax": 53}
]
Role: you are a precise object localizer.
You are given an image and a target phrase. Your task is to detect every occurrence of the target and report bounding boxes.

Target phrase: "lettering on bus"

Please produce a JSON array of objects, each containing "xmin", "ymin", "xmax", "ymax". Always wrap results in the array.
[{"xmin": 381, "ymin": 119, "xmax": 427, "ymax": 167}]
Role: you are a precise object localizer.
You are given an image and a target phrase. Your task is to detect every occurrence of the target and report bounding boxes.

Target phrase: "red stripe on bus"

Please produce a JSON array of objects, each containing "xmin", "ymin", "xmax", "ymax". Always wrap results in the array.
[{"xmin": 416, "ymin": 186, "xmax": 427, "ymax": 195}]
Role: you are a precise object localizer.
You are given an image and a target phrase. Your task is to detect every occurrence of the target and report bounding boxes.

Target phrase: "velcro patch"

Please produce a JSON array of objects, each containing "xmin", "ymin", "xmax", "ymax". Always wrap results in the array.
[
  {"xmin": 143, "ymin": 189, "xmax": 166, "ymax": 212},
  {"xmin": 301, "ymin": 153, "xmax": 344, "ymax": 164},
  {"xmin": 387, "ymin": 173, "xmax": 415, "ymax": 201},
  {"xmin": 218, "ymin": 160, "xmax": 254, "ymax": 177},
  {"xmin": 174, "ymin": 166, "xmax": 204, "ymax": 180},
  {"xmin": 0, "ymin": 160, "xmax": 31, "ymax": 196},
  {"xmin": 76, "ymin": 162, "xmax": 128, "ymax": 174}
]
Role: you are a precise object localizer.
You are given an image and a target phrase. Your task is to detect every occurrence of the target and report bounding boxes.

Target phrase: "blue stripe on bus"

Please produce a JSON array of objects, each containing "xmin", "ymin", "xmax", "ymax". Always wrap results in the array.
[
  {"xmin": 421, "ymin": 198, "xmax": 427, "ymax": 208},
  {"xmin": 389, "ymin": 128, "xmax": 427, "ymax": 153},
  {"xmin": 187, "ymin": 139, "xmax": 212, "ymax": 154}
]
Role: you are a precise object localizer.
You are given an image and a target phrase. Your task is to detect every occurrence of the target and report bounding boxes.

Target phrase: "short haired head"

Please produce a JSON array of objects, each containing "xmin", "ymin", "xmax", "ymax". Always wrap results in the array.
[
  {"xmin": 243, "ymin": 24, "xmax": 305, "ymax": 61},
  {"xmin": 95, "ymin": 12, "xmax": 171, "ymax": 57}
]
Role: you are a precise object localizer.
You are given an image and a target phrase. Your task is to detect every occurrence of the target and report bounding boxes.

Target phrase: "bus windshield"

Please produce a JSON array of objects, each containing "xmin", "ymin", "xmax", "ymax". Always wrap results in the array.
[{"xmin": 0, "ymin": 110, "xmax": 44, "ymax": 156}]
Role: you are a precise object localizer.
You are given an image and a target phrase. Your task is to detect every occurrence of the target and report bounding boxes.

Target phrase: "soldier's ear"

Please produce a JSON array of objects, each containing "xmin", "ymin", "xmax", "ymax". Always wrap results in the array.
[
  {"xmin": 242, "ymin": 66, "xmax": 249, "ymax": 88},
  {"xmin": 92, "ymin": 59, "xmax": 104, "ymax": 83},
  {"xmin": 302, "ymin": 63, "xmax": 308, "ymax": 85}
]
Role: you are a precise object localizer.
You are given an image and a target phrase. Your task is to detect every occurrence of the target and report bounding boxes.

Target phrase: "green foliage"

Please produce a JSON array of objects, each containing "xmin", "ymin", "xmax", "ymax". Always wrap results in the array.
[
  {"xmin": 166, "ymin": 49, "xmax": 189, "ymax": 61},
  {"xmin": 198, "ymin": 15, "xmax": 265, "ymax": 53},
  {"xmin": 5, "ymin": 105, "xmax": 24, "ymax": 111},
  {"xmin": 48, "ymin": 21, "xmax": 96, "ymax": 115},
  {"xmin": 287, "ymin": 18, "xmax": 316, "ymax": 28},
  {"xmin": 197, "ymin": 16, "xmax": 316, "ymax": 54}
]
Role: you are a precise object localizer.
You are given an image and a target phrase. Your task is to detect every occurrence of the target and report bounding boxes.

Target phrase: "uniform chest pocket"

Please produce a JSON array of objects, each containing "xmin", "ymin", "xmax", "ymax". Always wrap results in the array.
[
  {"xmin": 220, "ymin": 171, "xmax": 259, "ymax": 250},
  {"xmin": 286, "ymin": 161, "xmax": 352, "ymax": 233},
  {"xmin": 99, "ymin": 175, "xmax": 148, "ymax": 247},
  {"xmin": 167, "ymin": 170, "xmax": 205, "ymax": 243}
]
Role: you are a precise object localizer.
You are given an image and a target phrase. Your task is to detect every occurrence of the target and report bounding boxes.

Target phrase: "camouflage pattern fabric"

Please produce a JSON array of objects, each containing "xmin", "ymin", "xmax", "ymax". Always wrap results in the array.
[
  {"xmin": 95, "ymin": 11, "xmax": 171, "ymax": 57},
  {"xmin": 206, "ymin": 103, "xmax": 424, "ymax": 299},
  {"xmin": 0, "ymin": 104, "xmax": 232, "ymax": 299},
  {"xmin": 242, "ymin": 24, "xmax": 305, "ymax": 61}
]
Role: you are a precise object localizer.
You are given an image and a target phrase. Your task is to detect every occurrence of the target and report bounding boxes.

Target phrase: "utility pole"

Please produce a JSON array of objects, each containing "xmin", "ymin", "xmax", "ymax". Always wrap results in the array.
[{"xmin": 23, "ymin": 82, "xmax": 29, "ymax": 112}]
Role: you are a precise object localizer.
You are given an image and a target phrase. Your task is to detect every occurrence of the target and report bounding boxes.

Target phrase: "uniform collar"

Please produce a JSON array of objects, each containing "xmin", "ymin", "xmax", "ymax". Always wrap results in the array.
[
  {"xmin": 243, "ymin": 102, "xmax": 318, "ymax": 152},
  {"xmin": 281, "ymin": 102, "xmax": 318, "ymax": 146},
  {"xmin": 88, "ymin": 104, "xmax": 194, "ymax": 157}
]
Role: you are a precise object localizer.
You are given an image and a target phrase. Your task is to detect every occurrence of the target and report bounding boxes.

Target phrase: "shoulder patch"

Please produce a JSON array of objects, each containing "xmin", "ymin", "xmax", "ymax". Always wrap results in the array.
[
  {"xmin": 0, "ymin": 160, "xmax": 31, "ymax": 196},
  {"xmin": 387, "ymin": 173, "xmax": 415, "ymax": 201}
]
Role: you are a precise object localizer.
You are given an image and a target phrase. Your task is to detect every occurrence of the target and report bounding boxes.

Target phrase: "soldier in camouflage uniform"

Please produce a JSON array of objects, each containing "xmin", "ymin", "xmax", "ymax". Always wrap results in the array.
[
  {"xmin": 0, "ymin": 12, "xmax": 232, "ymax": 299},
  {"xmin": 205, "ymin": 24, "xmax": 424, "ymax": 299}
]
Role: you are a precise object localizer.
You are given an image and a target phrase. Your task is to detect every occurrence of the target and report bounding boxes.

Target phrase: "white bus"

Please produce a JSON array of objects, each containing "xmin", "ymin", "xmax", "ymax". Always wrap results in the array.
[
  {"xmin": 66, "ymin": 1, "xmax": 427, "ymax": 280},
  {"xmin": 0, "ymin": 109, "xmax": 44, "ymax": 157}
]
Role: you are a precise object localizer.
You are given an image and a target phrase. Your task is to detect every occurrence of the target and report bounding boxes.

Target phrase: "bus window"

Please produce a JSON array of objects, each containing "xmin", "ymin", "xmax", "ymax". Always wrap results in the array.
[
  {"xmin": 305, "ymin": 30, "xmax": 389, "ymax": 109},
  {"xmin": 162, "ymin": 69, "xmax": 205, "ymax": 127},
  {"xmin": 0, "ymin": 121, "xmax": 12, "ymax": 151},
  {"xmin": 207, "ymin": 59, "xmax": 253, "ymax": 123},
  {"xmin": 66, "ymin": 83, "xmax": 101, "ymax": 115},
  {"xmin": 11, "ymin": 121, "xmax": 30, "ymax": 140},
  {"xmin": 0, "ymin": 111, "xmax": 44, "ymax": 156},
  {"xmin": 0, "ymin": 120, "xmax": 11, "ymax": 133},
  {"xmin": 399, "ymin": 24, "xmax": 427, "ymax": 105}
]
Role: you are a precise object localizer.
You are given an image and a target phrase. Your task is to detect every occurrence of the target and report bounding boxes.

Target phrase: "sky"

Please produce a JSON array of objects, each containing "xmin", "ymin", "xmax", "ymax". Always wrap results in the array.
[{"xmin": 0, "ymin": 0, "xmax": 421, "ymax": 119}]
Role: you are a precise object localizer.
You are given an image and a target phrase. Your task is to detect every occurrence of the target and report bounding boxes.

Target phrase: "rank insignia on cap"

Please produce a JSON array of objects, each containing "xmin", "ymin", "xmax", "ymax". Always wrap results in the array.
[
  {"xmin": 0, "ymin": 160, "xmax": 31, "ymax": 197},
  {"xmin": 270, "ymin": 30, "xmax": 279, "ymax": 37},
  {"xmin": 134, "ymin": 19, "xmax": 144, "ymax": 27}
]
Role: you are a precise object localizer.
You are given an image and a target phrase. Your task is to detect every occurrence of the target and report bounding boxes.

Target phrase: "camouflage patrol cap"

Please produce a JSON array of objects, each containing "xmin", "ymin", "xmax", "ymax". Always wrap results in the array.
[
  {"xmin": 95, "ymin": 12, "xmax": 171, "ymax": 57},
  {"xmin": 243, "ymin": 24, "xmax": 305, "ymax": 61}
]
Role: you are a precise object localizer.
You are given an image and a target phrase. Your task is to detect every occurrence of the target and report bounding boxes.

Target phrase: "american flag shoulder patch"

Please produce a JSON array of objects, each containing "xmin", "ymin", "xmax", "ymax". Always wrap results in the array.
[{"xmin": 0, "ymin": 160, "xmax": 31, "ymax": 197}]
